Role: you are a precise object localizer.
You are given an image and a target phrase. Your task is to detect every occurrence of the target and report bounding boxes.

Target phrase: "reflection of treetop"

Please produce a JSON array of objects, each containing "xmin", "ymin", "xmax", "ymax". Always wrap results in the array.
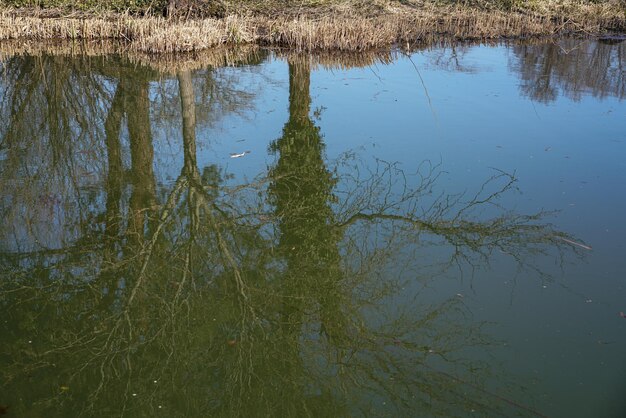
[
  {"xmin": 0, "ymin": 51, "xmax": 582, "ymax": 417},
  {"xmin": 511, "ymin": 39, "xmax": 625, "ymax": 102}
]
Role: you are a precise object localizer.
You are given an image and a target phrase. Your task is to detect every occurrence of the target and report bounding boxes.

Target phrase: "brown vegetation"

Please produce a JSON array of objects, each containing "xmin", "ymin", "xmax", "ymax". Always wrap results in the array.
[
  {"xmin": 0, "ymin": 1, "xmax": 624, "ymax": 52},
  {"xmin": 0, "ymin": 39, "xmax": 403, "ymax": 74}
]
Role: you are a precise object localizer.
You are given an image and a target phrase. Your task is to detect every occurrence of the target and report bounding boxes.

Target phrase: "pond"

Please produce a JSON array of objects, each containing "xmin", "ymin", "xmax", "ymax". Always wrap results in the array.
[{"xmin": 0, "ymin": 38, "xmax": 625, "ymax": 417}]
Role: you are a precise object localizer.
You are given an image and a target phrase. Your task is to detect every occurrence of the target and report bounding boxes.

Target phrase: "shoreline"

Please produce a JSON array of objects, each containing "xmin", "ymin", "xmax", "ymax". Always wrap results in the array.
[
  {"xmin": 1, "ymin": 37, "xmax": 619, "ymax": 81},
  {"xmin": 1, "ymin": 4, "xmax": 625, "ymax": 53}
]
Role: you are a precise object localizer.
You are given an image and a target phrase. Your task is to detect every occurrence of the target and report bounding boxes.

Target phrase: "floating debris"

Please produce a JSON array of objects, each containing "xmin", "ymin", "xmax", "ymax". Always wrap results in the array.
[
  {"xmin": 619, "ymin": 312, "xmax": 626, "ymax": 318},
  {"xmin": 230, "ymin": 151, "xmax": 251, "ymax": 159},
  {"xmin": 557, "ymin": 236, "xmax": 592, "ymax": 251}
]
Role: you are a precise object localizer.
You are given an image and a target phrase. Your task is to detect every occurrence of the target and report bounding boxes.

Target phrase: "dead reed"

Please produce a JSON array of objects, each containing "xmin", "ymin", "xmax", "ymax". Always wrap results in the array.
[
  {"xmin": 0, "ymin": 3, "xmax": 624, "ymax": 53},
  {"xmin": 0, "ymin": 39, "xmax": 267, "ymax": 72},
  {"xmin": 0, "ymin": 38, "xmax": 405, "ymax": 74}
]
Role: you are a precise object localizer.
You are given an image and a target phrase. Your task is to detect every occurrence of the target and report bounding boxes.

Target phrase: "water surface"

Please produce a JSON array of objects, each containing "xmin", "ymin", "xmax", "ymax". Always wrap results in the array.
[{"xmin": 1, "ymin": 39, "xmax": 625, "ymax": 417}]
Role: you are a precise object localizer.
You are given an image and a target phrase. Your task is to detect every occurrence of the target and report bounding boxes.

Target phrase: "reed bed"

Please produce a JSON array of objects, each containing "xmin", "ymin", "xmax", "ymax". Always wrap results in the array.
[
  {"xmin": 0, "ymin": 39, "xmax": 266, "ymax": 72},
  {"xmin": 0, "ymin": 3, "xmax": 624, "ymax": 53},
  {"xmin": 0, "ymin": 38, "xmax": 401, "ymax": 73}
]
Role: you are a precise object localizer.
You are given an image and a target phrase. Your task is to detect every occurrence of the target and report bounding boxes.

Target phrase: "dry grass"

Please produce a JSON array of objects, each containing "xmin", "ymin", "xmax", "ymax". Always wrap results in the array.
[
  {"xmin": 0, "ymin": 38, "xmax": 403, "ymax": 73},
  {"xmin": 0, "ymin": 2, "xmax": 624, "ymax": 52},
  {"xmin": 0, "ymin": 39, "xmax": 267, "ymax": 72}
]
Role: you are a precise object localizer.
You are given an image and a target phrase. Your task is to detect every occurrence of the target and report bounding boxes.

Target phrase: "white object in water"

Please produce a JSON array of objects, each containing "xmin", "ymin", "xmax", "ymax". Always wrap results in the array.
[{"xmin": 230, "ymin": 151, "xmax": 250, "ymax": 159}]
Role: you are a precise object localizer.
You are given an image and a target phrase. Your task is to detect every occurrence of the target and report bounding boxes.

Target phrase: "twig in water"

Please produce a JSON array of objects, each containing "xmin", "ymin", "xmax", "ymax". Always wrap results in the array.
[
  {"xmin": 401, "ymin": 50, "xmax": 438, "ymax": 125},
  {"xmin": 557, "ymin": 236, "xmax": 592, "ymax": 251}
]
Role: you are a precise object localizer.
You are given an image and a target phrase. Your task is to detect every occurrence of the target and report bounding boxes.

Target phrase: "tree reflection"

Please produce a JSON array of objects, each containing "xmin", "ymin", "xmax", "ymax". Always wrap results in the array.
[
  {"xmin": 511, "ymin": 39, "xmax": 625, "ymax": 102},
  {"xmin": 269, "ymin": 55, "xmax": 343, "ymax": 340},
  {"xmin": 0, "ymin": 51, "xmax": 581, "ymax": 417}
]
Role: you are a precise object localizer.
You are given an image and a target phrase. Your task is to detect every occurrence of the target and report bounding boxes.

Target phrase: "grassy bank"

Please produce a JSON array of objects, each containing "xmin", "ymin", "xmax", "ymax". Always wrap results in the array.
[{"xmin": 0, "ymin": 1, "xmax": 624, "ymax": 52}]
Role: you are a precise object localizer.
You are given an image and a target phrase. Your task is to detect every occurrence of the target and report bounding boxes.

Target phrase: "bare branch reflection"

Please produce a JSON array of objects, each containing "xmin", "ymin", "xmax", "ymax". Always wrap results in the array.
[
  {"xmin": 511, "ymin": 38, "xmax": 625, "ymax": 102},
  {"xmin": 0, "ymin": 50, "xmax": 582, "ymax": 417}
]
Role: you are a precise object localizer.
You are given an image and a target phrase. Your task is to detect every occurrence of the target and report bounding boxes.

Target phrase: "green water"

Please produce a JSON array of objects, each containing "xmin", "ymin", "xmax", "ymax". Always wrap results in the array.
[{"xmin": 1, "ymin": 39, "xmax": 625, "ymax": 417}]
